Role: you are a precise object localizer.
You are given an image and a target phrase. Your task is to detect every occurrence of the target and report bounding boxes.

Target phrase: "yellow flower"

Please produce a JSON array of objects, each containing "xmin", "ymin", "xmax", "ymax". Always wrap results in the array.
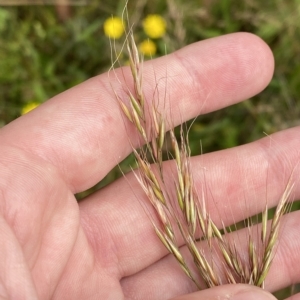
[
  {"xmin": 103, "ymin": 16, "xmax": 124, "ymax": 39},
  {"xmin": 142, "ymin": 14, "xmax": 166, "ymax": 39},
  {"xmin": 139, "ymin": 40, "xmax": 157, "ymax": 56},
  {"xmin": 21, "ymin": 102, "xmax": 40, "ymax": 115}
]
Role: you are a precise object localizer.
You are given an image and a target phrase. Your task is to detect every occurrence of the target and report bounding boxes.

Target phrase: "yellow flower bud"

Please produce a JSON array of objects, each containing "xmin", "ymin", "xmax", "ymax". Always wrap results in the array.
[
  {"xmin": 103, "ymin": 16, "xmax": 124, "ymax": 39},
  {"xmin": 139, "ymin": 39, "xmax": 157, "ymax": 56},
  {"xmin": 142, "ymin": 14, "xmax": 166, "ymax": 39},
  {"xmin": 21, "ymin": 102, "xmax": 40, "ymax": 115}
]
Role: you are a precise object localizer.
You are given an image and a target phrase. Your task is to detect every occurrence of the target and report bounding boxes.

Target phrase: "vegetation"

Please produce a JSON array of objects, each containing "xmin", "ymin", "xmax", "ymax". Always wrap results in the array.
[
  {"xmin": 0, "ymin": 0, "xmax": 299, "ymax": 297},
  {"xmin": 1, "ymin": 0, "xmax": 300, "ymax": 141},
  {"xmin": 113, "ymin": 29, "xmax": 293, "ymax": 290}
]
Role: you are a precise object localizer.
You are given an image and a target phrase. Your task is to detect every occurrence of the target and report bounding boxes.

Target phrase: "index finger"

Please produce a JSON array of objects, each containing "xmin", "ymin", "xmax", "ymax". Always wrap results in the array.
[{"xmin": 0, "ymin": 33, "xmax": 274, "ymax": 193}]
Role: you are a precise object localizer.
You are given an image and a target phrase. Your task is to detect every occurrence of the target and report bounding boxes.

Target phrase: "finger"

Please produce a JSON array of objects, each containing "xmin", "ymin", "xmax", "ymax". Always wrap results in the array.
[
  {"xmin": 285, "ymin": 293, "xmax": 300, "ymax": 300},
  {"xmin": 170, "ymin": 284, "xmax": 276, "ymax": 300},
  {"xmin": 120, "ymin": 211, "xmax": 300, "ymax": 299},
  {"xmin": 0, "ymin": 33, "xmax": 274, "ymax": 193},
  {"xmin": 79, "ymin": 125, "xmax": 300, "ymax": 279}
]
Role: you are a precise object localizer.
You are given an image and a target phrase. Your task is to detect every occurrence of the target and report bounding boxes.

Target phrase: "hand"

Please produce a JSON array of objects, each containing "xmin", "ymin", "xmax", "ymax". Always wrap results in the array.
[{"xmin": 0, "ymin": 32, "xmax": 298, "ymax": 300}]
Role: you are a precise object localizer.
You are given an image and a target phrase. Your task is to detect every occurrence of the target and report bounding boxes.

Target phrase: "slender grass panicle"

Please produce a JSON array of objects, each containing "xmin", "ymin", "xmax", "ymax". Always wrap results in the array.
[{"xmin": 109, "ymin": 7, "xmax": 294, "ymax": 291}]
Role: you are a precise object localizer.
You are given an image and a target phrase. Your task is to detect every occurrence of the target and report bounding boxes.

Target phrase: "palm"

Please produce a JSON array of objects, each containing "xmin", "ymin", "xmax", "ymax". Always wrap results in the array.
[{"xmin": 0, "ymin": 33, "xmax": 299, "ymax": 300}]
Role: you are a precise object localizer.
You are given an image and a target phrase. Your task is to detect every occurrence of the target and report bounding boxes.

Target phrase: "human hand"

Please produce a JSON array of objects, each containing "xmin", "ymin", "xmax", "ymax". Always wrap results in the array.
[{"xmin": 0, "ymin": 32, "xmax": 298, "ymax": 300}]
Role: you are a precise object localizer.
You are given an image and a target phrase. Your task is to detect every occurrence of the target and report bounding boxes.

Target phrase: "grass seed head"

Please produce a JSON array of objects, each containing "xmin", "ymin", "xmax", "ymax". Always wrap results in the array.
[{"xmin": 112, "ymin": 9, "xmax": 294, "ymax": 291}]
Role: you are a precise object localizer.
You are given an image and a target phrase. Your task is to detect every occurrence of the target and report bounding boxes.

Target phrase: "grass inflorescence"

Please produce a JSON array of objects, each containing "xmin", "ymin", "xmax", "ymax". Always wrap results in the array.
[{"xmin": 110, "ymin": 9, "xmax": 294, "ymax": 291}]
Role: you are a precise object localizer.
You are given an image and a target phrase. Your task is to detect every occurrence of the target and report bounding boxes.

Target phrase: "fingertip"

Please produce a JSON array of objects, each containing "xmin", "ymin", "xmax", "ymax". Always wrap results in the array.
[
  {"xmin": 232, "ymin": 32, "xmax": 275, "ymax": 91},
  {"xmin": 209, "ymin": 32, "xmax": 275, "ymax": 102},
  {"xmin": 168, "ymin": 32, "xmax": 275, "ymax": 115}
]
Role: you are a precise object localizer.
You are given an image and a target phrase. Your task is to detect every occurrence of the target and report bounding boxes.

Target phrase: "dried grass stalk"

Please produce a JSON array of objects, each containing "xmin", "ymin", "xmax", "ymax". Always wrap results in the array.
[{"xmin": 110, "ymin": 14, "xmax": 293, "ymax": 290}]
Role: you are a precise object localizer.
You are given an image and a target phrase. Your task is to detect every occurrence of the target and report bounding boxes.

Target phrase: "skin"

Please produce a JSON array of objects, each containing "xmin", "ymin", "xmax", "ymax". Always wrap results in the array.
[{"xmin": 0, "ymin": 32, "xmax": 299, "ymax": 300}]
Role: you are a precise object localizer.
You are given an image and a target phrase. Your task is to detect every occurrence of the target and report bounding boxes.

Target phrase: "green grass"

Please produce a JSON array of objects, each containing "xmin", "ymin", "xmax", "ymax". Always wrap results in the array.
[{"xmin": 0, "ymin": 1, "xmax": 299, "ymax": 297}]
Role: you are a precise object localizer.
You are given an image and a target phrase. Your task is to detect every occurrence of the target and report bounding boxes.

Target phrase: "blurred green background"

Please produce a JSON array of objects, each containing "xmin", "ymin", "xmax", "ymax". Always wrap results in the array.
[
  {"xmin": 1, "ymin": 0, "xmax": 299, "ymax": 155},
  {"xmin": 0, "ymin": 0, "xmax": 299, "ymax": 297}
]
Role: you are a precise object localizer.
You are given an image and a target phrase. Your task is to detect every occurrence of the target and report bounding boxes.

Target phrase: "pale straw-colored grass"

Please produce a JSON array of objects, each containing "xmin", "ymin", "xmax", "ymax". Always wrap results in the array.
[{"xmin": 109, "ymin": 9, "xmax": 293, "ymax": 290}]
